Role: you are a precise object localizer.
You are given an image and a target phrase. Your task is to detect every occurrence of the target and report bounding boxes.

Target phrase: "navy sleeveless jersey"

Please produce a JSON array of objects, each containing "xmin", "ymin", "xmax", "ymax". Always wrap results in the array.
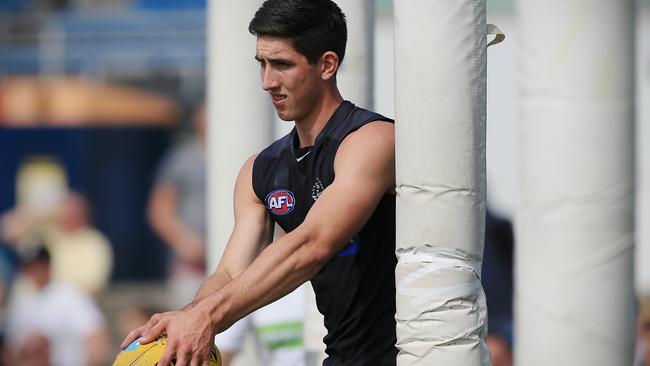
[{"xmin": 252, "ymin": 101, "xmax": 398, "ymax": 366}]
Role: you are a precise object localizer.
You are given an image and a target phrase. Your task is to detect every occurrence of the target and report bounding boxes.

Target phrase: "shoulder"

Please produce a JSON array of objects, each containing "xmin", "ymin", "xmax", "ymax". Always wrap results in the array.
[
  {"xmin": 349, "ymin": 105, "xmax": 393, "ymax": 125},
  {"xmin": 256, "ymin": 131, "xmax": 293, "ymax": 161},
  {"xmin": 334, "ymin": 121, "xmax": 394, "ymax": 178},
  {"xmin": 251, "ymin": 131, "xmax": 293, "ymax": 186},
  {"xmin": 341, "ymin": 120, "xmax": 394, "ymax": 148}
]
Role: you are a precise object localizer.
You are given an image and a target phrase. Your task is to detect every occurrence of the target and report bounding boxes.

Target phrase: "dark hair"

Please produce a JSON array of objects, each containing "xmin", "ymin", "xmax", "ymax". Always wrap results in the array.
[
  {"xmin": 249, "ymin": 0, "xmax": 347, "ymax": 65},
  {"xmin": 19, "ymin": 244, "xmax": 50, "ymax": 265}
]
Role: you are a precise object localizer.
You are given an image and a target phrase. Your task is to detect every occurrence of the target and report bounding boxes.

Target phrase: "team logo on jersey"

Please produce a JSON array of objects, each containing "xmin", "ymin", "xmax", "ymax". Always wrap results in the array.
[
  {"xmin": 266, "ymin": 189, "xmax": 295, "ymax": 215},
  {"xmin": 312, "ymin": 178, "xmax": 324, "ymax": 201}
]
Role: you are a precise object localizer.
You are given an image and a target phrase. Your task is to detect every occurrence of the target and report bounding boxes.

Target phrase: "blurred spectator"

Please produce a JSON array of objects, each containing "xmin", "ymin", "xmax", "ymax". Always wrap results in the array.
[
  {"xmin": 0, "ymin": 157, "xmax": 68, "ymax": 247},
  {"xmin": 482, "ymin": 209, "xmax": 514, "ymax": 366},
  {"xmin": 0, "ymin": 154, "xmax": 112, "ymax": 296},
  {"xmin": 14, "ymin": 332, "xmax": 50, "ymax": 366},
  {"xmin": 5, "ymin": 243, "xmax": 109, "ymax": 366},
  {"xmin": 0, "ymin": 243, "xmax": 19, "ymax": 357},
  {"xmin": 636, "ymin": 298, "xmax": 650, "ymax": 366},
  {"xmin": 45, "ymin": 191, "xmax": 113, "ymax": 297},
  {"xmin": 0, "ymin": 158, "xmax": 112, "ymax": 297},
  {"xmin": 217, "ymin": 286, "xmax": 307, "ymax": 366},
  {"xmin": 148, "ymin": 103, "xmax": 206, "ymax": 309}
]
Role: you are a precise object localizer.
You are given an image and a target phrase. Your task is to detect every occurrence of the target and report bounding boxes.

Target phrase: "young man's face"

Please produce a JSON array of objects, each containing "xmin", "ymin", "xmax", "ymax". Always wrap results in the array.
[{"xmin": 255, "ymin": 35, "xmax": 323, "ymax": 122}]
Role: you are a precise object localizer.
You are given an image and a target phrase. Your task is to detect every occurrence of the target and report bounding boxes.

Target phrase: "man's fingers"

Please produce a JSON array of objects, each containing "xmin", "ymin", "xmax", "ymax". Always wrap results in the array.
[
  {"xmin": 176, "ymin": 344, "xmax": 193, "ymax": 366},
  {"xmin": 189, "ymin": 352, "xmax": 206, "ymax": 366},
  {"xmin": 122, "ymin": 313, "xmax": 163, "ymax": 348},
  {"xmin": 120, "ymin": 326, "xmax": 144, "ymax": 349},
  {"xmin": 158, "ymin": 338, "xmax": 178, "ymax": 366},
  {"xmin": 140, "ymin": 320, "xmax": 166, "ymax": 344}
]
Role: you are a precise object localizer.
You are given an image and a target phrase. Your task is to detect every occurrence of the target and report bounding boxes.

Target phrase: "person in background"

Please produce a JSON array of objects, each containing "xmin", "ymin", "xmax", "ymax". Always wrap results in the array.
[
  {"xmin": 14, "ymin": 332, "xmax": 50, "ymax": 366},
  {"xmin": 636, "ymin": 298, "xmax": 650, "ymax": 366},
  {"xmin": 45, "ymin": 191, "xmax": 113, "ymax": 297},
  {"xmin": 482, "ymin": 209, "xmax": 514, "ymax": 366},
  {"xmin": 148, "ymin": 104, "xmax": 207, "ymax": 309},
  {"xmin": 5, "ymin": 243, "xmax": 109, "ymax": 366},
  {"xmin": 217, "ymin": 286, "xmax": 306, "ymax": 366},
  {"xmin": 216, "ymin": 224, "xmax": 307, "ymax": 366}
]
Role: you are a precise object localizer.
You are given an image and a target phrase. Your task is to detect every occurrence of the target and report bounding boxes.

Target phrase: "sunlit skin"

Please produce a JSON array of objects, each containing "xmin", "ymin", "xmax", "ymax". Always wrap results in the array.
[
  {"xmin": 255, "ymin": 35, "xmax": 343, "ymax": 148},
  {"xmin": 120, "ymin": 34, "xmax": 395, "ymax": 366}
]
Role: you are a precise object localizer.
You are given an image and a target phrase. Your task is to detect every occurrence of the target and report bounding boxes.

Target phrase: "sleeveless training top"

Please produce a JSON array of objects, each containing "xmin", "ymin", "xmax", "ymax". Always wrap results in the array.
[{"xmin": 252, "ymin": 101, "xmax": 397, "ymax": 366}]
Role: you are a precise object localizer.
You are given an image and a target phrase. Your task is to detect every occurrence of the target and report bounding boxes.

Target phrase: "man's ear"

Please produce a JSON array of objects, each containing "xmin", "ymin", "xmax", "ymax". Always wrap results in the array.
[{"xmin": 320, "ymin": 51, "xmax": 340, "ymax": 81}]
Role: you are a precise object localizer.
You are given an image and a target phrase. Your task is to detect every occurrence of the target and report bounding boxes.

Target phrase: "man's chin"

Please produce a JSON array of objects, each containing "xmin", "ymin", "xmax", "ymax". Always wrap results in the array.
[{"xmin": 275, "ymin": 110, "xmax": 294, "ymax": 122}]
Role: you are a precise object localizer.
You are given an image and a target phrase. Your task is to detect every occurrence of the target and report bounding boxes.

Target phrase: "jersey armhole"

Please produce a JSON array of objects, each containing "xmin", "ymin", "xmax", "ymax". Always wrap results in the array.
[{"xmin": 251, "ymin": 155, "xmax": 267, "ymax": 203}]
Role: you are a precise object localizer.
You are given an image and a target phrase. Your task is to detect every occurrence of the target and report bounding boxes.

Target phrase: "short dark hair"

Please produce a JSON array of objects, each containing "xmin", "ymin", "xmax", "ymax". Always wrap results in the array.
[
  {"xmin": 19, "ymin": 244, "xmax": 50, "ymax": 265},
  {"xmin": 249, "ymin": 0, "xmax": 347, "ymax": 65}
]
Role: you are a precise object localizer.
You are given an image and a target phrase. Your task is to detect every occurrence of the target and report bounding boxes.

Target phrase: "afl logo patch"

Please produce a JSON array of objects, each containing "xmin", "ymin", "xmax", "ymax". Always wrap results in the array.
[{"xmin": 266, "ymin": 189, "xmax": 295, "ymax": 215}]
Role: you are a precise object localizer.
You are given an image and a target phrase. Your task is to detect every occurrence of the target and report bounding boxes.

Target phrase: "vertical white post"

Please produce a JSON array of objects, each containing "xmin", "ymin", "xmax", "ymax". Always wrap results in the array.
[
  {"xmin": 334, "ymin": 0, "xmax": 374, "ymax": 110},
  {"xmin": 394, "ymin": 1, "xmax": 489, "ymax": 365},
  {"xmin": 636, "ymin": 5, "xmax": 650, "ymax": 301},
  {"xmin": 207, "ymin": 0, "xmax": 272, "ymax": 271},
  {"xmin": 517, "ymin": 0, "xmax": 636, "ymax": 365}
]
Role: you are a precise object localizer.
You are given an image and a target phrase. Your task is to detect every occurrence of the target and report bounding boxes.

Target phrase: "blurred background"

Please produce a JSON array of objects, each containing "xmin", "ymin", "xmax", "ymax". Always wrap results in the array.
[{"xmin": 0, "ymin": 0, "xmax": 647, "ymax": 365}]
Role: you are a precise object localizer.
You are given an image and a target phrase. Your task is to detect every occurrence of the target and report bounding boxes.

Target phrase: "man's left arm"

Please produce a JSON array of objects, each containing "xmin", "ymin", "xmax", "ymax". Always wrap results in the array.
[{"xmin": 146, "ymin": 121, "xmax": 394, "ymax": 366}]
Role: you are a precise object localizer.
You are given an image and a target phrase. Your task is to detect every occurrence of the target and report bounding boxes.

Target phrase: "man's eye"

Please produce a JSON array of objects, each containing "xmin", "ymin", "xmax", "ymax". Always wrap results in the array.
[{"xmin": 274, "ymin": 61, "xmax": 292, "ymax": 69}]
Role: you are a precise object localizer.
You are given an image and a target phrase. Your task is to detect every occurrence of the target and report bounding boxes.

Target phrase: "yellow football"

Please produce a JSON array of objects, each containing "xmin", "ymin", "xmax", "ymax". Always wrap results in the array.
[{"xmin": 113, "ymin": 335, "xmax": 221, "ymax": 366}]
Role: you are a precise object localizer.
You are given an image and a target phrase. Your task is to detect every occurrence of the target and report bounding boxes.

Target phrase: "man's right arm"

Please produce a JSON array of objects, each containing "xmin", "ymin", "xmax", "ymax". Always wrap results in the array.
[{"xmin": 191, "ymin": 154, "xmax": 274, "ymax": 305}]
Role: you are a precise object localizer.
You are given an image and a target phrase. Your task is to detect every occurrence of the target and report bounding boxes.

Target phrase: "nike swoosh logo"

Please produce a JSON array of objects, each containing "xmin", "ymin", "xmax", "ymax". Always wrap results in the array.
[{"xmin": 296, "ymin": 151, "xmax": 311, "ymax": 162}]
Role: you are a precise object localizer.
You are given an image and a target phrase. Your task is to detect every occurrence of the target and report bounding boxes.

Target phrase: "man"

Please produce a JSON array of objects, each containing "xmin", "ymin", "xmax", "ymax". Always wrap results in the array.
[
  {"xmin": 122, "ymin": 1, "xmax": 397, "ymax": 365},
  {"xmin": 148, "ymin": 104, "xmax": 208, "ymax": 309},
  {"xmin": 7, "ymin": 244, "xmax": 109, "ymax": 366}
]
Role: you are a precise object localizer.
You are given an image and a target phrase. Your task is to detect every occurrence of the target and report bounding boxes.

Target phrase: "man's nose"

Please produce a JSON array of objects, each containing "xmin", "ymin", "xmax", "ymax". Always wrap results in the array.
[{"xmin": 261, "ymin": 67, "xmax": 280, "ymax": 91}]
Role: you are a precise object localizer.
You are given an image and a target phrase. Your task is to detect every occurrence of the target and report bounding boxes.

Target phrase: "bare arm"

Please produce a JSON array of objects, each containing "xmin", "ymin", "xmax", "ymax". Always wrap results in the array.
[
  {"xmin": 197, "ymin": 121, "xmax": 395, "ymax": 332},
  {"xmin": 131, "ymin": 122, "xmax": 394, "ymax": 365},
  {"xmin": 123, "ymin": 155, "xmax": 274, "ymax": 347},
  {"xmin": 190, "ymin": 155, "xmax": 275, "ymax": 305},
  {"xmin": 86, "ymin": 326, "xmax": 110, "ymax": 366},
  {"xmin": 148, "ymin": 183, "xmax": 204, "ymax": 266}
]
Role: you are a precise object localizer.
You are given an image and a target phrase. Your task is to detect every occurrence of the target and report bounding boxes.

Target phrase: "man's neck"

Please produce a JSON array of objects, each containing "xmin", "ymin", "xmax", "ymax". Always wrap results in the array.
[{"xmin": 294, "ymin": 90, "xmax": 343, "ymax": 148}]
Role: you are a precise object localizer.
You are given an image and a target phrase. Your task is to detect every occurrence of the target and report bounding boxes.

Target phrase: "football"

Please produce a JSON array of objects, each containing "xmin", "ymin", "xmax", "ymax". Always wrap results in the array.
[{"xmin": 113, "ymin": 335, "xmax": 221, "ymax": 366}]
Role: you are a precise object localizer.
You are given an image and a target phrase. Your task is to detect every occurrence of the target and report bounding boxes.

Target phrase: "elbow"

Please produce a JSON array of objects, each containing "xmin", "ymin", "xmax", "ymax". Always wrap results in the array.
[
  {"xmin": 295, "ymin": 232, "xmax": 333, "ymax": 278},
  {"xmin": 307, "ymin": 243, "xmax": 331, "ymax": 272}
]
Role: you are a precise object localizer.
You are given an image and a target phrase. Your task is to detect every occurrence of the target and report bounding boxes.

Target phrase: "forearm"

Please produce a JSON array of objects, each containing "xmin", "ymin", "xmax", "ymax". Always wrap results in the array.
[
  {"xmin": 181, "ymin": 270, "xmax": 232, "ymax": 311},
  {"xmin": 196, "ymin": 270, "xmax": 232, "ymax": 303},
  {"xmin": 148, "ymin": 184, "xmax": 202, "ymax": 254},
  {"xmin": 86, "ymin": 328, "xmax": 109, "ymax": 366},
  {"xmin": 196, "ymin": 228, "xmax": 326, "ymax": 333}
]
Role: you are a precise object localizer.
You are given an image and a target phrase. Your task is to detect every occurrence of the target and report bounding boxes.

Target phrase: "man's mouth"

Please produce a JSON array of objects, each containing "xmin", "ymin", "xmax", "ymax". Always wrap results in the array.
[{"xmin": 271, "ymin": 94, "xmax": 287, "ymax": 106}]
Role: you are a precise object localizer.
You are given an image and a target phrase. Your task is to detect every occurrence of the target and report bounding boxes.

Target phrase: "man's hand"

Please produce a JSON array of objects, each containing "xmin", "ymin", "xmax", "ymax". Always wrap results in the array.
[{"xmin": 120, "ymin": 306, "xmax": 215, "ymax": 366}]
